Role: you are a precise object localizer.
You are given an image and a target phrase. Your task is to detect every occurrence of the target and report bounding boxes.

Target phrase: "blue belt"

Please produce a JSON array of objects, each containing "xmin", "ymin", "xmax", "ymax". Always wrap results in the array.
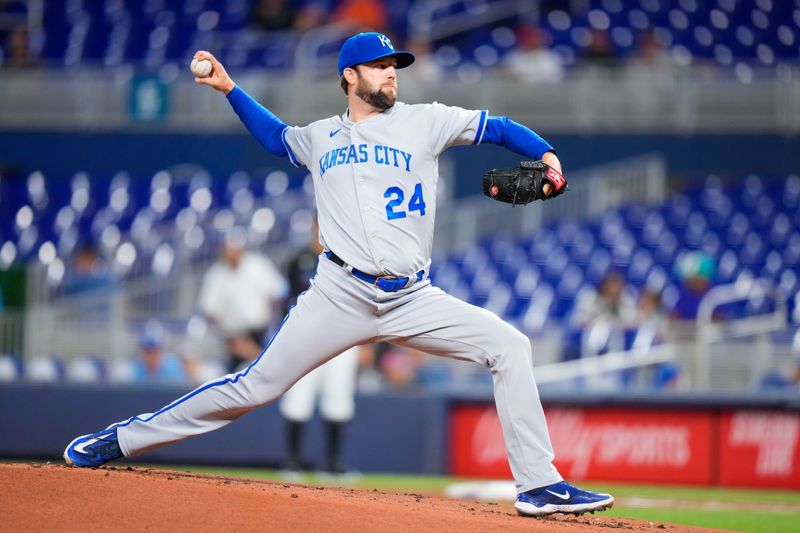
[{"xmin": 325, "ymin": 251, "xmax": 424, "ymax": 292}]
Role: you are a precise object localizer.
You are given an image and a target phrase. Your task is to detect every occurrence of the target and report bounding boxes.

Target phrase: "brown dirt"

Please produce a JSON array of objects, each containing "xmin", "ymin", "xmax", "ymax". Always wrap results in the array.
[{"xmin": 0, "ymin": 463, "xmax": 720, "ymax": 532}]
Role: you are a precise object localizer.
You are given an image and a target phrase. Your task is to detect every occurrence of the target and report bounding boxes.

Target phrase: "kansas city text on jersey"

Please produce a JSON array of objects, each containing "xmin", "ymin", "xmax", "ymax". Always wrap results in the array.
[{"xmin": 319, "ymin": 143, "xmax": 413, "ymax": 177}]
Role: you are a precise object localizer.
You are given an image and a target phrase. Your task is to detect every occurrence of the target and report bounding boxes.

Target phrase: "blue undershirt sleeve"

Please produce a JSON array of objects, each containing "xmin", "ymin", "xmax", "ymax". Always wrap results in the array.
[
  {"xmin": 482, "ymin": 115, "xmax": 555, "ymax": 160},
  {"xmin": 226, "ymin": 85, "xmax": 289, "ymax": 158}
]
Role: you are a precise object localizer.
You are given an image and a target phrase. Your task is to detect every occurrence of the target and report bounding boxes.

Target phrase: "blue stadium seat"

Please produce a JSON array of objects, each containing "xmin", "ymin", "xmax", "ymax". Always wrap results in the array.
[
  {"xmin": 24, "ymin": 355, "xmax": 64, "ymax": 382},
  {"xmin": 0, "ymin": 355, "xmax": 22, "ymax": 381},
  {"xmin": 30, "ymin": 0, "xmax": 800, "ymax": 70},
  {"xmin": 65, "ymin": 355, "xmax": 107, "ymax": 383}
]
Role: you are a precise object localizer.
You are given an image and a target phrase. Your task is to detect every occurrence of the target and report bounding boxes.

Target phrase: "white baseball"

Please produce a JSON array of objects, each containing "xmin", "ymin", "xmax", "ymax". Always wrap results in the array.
[{"xmin": 190, "ymin": 58, "xmax": 212, "ymax": 78}]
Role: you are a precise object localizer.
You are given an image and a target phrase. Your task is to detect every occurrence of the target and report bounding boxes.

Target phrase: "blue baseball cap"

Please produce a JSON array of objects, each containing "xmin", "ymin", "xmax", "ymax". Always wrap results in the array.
[
  {"xmin": 139, "ymin": 332, "xmax": 162, "ymax": 350},
  {"xmin": 337, "ymin": 32, "xmax": 415, "ymax": 76}
]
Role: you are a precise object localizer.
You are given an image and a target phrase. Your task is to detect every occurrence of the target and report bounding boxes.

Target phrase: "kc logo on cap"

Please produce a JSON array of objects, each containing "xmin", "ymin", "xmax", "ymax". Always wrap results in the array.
[
  {"xmin": 337, "ymin": 32, "xmax": 415, "ymax": 76},
  {"xmin": 377, "ymin": 34, "xmax": 392, "ymax": 48}
]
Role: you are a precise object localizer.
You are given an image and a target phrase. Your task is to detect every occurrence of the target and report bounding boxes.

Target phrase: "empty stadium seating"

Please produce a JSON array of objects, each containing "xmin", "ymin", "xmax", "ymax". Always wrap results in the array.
[
  {"xmin": 0, "ymin": 166, "xmax": 313, "ymax": 279},
  {"xmin": 3, "ymin": 1, "xmax": 795, "ymax": 71},
  {"xmin": 2, "ymin": 170, "xmax": 798, "ymax": 319},
  {"xmin": 1, "ymin": 171, "xmax": 798, "ymax": 387},
  {"xmin": 428, "ymin": 173, "xmax": 800, "ymax": 332}
]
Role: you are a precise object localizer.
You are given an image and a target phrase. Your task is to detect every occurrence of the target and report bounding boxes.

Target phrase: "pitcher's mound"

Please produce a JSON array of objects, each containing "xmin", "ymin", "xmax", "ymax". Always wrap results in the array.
[{"xmin": 1, "ymin": 463, "xmax": 706, "ymax": 532}]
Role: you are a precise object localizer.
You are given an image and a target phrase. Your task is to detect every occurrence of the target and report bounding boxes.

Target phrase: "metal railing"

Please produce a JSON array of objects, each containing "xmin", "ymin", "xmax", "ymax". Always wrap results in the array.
[
  {"xmin": 534, "ymin": 344, "xmax": 675, "ymax": 386},
  {"xmin": 694, "ymin": 278, "xmax": 789, "ymax": 390},
  {"xmin": 530, "ymin": 278, "xmax": 792, "ymax": 392},
  {"xmin": 24, "ymin": 286, "xmax": 130, "ymax": 360},
  {"xmin": 1, "ymin": 64, "xmax": 799, "ymax": 133}
]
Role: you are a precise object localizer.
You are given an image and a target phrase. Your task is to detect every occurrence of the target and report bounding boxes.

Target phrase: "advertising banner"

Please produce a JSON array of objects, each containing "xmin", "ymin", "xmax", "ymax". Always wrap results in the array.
[
  {"xmin": 719, "ymin": 410, "xmax": 800, "ymax": 489},
  {"xmin": 450, "ymin": 405, "xmax": 714, "ymax": 484}
]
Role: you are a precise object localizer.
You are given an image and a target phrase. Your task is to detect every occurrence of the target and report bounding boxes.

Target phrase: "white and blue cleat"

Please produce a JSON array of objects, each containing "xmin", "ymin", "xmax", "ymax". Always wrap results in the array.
[
  {"xmin": 515, "ymin": 481, "xmax": 614, "ymax": 517},
  {"xmin": 63, "ymin": 426, "xmax": 124, "ymax": 468}
]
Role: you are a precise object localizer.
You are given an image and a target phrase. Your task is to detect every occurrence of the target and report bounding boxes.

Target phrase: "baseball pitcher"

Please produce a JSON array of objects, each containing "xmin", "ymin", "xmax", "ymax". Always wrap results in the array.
[{"xmin": 64, "ymin": 32, "xmax": 612, "ymax": 517}]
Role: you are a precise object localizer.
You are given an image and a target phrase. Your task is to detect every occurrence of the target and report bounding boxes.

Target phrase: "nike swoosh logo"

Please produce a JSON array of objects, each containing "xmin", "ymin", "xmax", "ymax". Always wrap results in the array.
[
  {"xmin": 329, "ymin": 128, "xmax": 341, "ymax": 137},
  {"xmin": 74, "ymin": 438, "xmax": 98, "ymax": 454},
  {"xmin": 546, "ymin": 489, "xmax": 570, "ymax": 500}
]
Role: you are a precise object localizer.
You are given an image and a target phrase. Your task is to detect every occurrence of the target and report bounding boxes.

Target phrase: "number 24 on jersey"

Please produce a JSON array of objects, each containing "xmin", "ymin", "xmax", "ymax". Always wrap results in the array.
[{"xmin": 384, "ymin": 183, "xmax": 427, "ymax": 220}]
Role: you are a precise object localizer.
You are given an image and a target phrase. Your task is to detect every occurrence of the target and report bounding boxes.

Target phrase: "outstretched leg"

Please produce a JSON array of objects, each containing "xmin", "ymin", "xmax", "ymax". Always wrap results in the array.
[
  {"xmin": 379, "ymin": 285, "xmax": 613, "ymax": 516},
  {"xmin": 64, "ymin": 277, "xmax": 376, "ymax": 466}
]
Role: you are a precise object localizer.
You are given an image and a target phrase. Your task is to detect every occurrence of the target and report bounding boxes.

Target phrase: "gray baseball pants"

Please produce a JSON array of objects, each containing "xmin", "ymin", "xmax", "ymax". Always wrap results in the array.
[{"xmin": 116, "ymin": 255, "xmax": 563, "ymax": 492}]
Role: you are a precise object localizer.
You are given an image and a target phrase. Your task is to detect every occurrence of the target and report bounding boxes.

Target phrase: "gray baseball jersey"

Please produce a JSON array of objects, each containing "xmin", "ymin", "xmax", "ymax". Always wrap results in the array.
[
  {"xmin": 108, "ymin": 101, "xmax": 564, "ymax": 493},
  {"xmin": 282, "ymin": 102, "xmax": 488, "ymax": 276}
]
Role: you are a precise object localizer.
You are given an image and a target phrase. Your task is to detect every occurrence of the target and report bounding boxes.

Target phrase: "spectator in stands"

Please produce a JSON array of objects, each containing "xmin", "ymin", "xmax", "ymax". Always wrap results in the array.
[
  {"xmin": 62, "ymin": 245, "xmax": 115, "ymax": 295},
  {"xmin": 2, "ymin": 25, "xmax": 38, "ymax": 69},
  {"xmin": 62, "ymin": 245, "xmax": 117, "ymax": 323},
  {"xmin": 503, "ymin": 25, "xmax": 564, "ymax": 84},
  {"xmin": 581, "ymin": 28, "xmax": 617, "ymax": 68},
  {"xmin": 198, "ymin": 229, "xmax": 288, "ymax": 372},
  {"xmin": 573, "ymin": 270, "xmax": 637, "ymax": 329},
  {"xmin": 632, "ymin": 289, "xmax": 668, "ymax": 349},
  {"xmin": 133, "ymin": 323, "xmax": 188, "ymax": 384},
  {"xmin": 567, "ymin": 270, "xmax": 637, "ymax": 358},
  {"xmin": 631, "ymin": 289, "xmax": 680, "ymax": 390},
  {"xmin": 628, "ymin": 29, "xmax": 674, "ymax": 74},
  {"xmin": 248, "ymin": 0, "xmax": 326, "ymax": 33},
  {"xmin": 332, "ymin": 0, "xmax": 389, "ymax": 34},
  {"xmin": 402, "ymin": 36, "xmax": 444, "ymax": 83},
  {"xmin": 294, "ymin": 2, "xmax": 327, "ymax": 33},
  {"xmin": 248, "ymin": 0, "xmax": 297, "ymax": 31},
  {"xmin": 670, "ymin": 252, "xmax": 716, "ymax": 321},
  {"xmin": 623, "ymin": 29, "xmax": 675, "ymax": 118}
]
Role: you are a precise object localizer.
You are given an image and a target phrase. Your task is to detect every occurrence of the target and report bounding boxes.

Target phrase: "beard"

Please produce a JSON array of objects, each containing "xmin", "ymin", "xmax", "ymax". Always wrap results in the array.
[{"xmin": 355, "ymin": 77, "xmax": 397, "ymax": 110}]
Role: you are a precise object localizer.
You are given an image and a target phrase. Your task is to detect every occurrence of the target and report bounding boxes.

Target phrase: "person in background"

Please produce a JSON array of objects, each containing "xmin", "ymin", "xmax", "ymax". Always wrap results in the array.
[
  {"xmin": 62, "ymin": 245, "xmax": 115, "ymax": 295},
  {"xmin": 293, "ymin": 2, "xmax": 327, "ymax": 33},
  {"xmin": 564, "ymin": 270, "xmax": 637, "ymax": 360},
  {"xmin": 503, "ymin": 25, "xmax": 564, "ymax": 84},
  {"xmin": 628, "ymin": 29, "xmax": 674, "ymax": 74},
  {"xmin": 402, "ymin": 36, "xmax": 444, "ymax": 83},
  {"xmin": 332, "ymin": 0, "xmax": 389, "ymax": 34},
  {"xmin": 572, "ymin": 270, "xmax": 637, "ymax": 330},
  {"xmin": 632, "ymin": 289, "xmax": 668, "ymax": 349},
  {"xmin": 572, "ymin": 270, "xmax": 636, "ymax": 328},
  {"xmin": 581, "ymin": 28, "xmax": 617, "ymax": 68},
  {"xmin": 61, "ymin": 244, "xmax": 118, "ymax": 327},
  {"xmin": 248, "ymin": 0, "xmax": 326, "ymax": 33},
  {"xmin": 2, "ymin": 25, "xmax": 38, "ymax": 69},
  {"xmin": 248, "ymin": 0, "xmax": 297, "ymax": 31},
  {"xmin": 198, "ymin": 229, "xmax": 288, "ymax": 372},
  {"xmin": 132, "ymin": 323, "xmax": 188, "ymax": 384},
  {"xmin": 670, "ymin": 251, "xmax": 717, "ymax": 321},
  {"xmin": 279, "ymin": 219, "xmax": 361, "ymax": 477},
  {"xmin": 631, "ymin": 289, "xmax": 680, "ymax": 389}
]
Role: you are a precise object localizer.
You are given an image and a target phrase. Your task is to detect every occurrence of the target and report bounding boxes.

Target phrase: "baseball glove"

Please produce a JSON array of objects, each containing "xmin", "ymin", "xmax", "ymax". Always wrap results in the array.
[{"xmin": 482, "ymin": 160, "xmax": 568, "ymax": 206}]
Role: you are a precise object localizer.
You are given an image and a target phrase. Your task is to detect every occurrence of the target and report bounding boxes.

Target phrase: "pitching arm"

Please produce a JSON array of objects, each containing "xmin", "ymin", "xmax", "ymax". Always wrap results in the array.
[
  {"xmin": 226, "ymin": 86, "xmax": 290, "ymax": 158},
  {"xmin": 191, "ymin": 50, "xmax": 289, "ymax": 158}
]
